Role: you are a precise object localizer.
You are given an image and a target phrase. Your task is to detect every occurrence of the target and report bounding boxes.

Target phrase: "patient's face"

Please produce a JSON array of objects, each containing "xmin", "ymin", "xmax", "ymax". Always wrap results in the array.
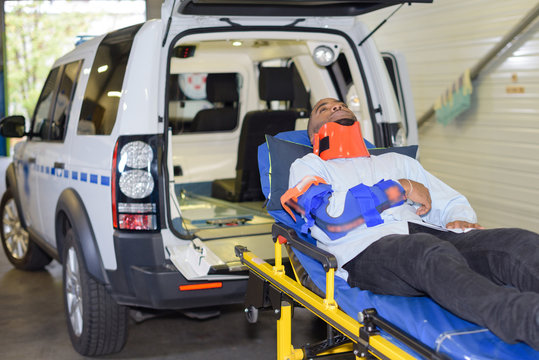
[{"xmin": 308, "ymin": 98, "xmax": 357, "ymax": 143}]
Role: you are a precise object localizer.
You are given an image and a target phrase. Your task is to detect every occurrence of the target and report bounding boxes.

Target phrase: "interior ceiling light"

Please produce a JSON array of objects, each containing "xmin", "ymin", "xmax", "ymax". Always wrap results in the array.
[
  {"xmin": 313, "ymin": 45, "xmax": 336, "ymax": 67},
  {"xmin": 107, "ymin": 91, "xmax": 122, "ymax": 98},
  {"xmin": 232, "ymin": 41, "xmax": 242, "ymax": 47}
]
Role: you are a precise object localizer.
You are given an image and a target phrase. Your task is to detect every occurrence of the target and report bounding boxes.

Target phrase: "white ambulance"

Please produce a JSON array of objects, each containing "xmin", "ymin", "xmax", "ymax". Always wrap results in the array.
[{"xmin": 0, "ymin": 0, "xmax": 427, "ymax": 355}]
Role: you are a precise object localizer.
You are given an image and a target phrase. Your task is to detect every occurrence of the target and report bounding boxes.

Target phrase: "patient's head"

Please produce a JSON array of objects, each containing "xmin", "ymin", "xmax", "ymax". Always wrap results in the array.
[{"xmin": 307, "ymin": 98, "xmax": 357, "ymax": 144}]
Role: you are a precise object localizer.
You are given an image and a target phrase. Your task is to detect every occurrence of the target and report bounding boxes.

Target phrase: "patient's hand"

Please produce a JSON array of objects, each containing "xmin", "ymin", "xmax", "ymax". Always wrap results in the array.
[
  {"xmin": 399, "ymin": 179, "xmax": 431, "ymax": 216},
  {"xmin": 446, "ymin": 221, "xmax": 484, "ymax": 230}
]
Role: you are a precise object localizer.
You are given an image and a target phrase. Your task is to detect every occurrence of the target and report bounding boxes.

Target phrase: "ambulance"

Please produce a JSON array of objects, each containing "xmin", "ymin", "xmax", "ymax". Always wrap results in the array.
[{"xmin": 0, "ymin": 0, "xmax": 427, "ymax": 355}]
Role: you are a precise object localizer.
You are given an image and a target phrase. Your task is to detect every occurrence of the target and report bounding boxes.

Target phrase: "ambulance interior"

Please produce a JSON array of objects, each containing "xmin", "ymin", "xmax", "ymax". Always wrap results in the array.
[{"xmin": 165, "ymin": 33, "xmax": 370, "ymax": 264}]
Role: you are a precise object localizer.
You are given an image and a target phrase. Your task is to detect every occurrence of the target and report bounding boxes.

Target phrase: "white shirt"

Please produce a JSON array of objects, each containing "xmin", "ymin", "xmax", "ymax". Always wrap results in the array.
[{"xmin": 289, "ymin": 152, "xmax": 477, "ymax": 280}]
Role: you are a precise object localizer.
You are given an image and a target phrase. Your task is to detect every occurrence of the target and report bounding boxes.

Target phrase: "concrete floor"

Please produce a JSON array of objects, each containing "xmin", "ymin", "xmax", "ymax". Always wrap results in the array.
[{"xmin": 0, "ymin": 252, "xmax": 352, "ymax": 360}]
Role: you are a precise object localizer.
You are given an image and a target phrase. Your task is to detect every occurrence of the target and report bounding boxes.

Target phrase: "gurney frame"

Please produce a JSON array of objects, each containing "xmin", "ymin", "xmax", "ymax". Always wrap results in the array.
[{"xmin": 235, "ymin": 223, "xmax": 449, "ymax": 360}]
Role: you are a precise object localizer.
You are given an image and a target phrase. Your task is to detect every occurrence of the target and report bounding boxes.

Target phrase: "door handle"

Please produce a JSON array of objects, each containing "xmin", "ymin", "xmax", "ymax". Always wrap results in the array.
[
  {"xmin": 27, "ymin": 157, "xmax": 36, "ymax": 164},
  {"xmin": 54, "ymin": 162, "xmax": 65, "ymax": 169}
]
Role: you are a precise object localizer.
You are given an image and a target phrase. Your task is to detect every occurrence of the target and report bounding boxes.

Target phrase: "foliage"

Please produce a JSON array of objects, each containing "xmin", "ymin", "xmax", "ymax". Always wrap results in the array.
[{"xmin": 5, "ymin": 2, "xmax": 102, "ymax": 118}]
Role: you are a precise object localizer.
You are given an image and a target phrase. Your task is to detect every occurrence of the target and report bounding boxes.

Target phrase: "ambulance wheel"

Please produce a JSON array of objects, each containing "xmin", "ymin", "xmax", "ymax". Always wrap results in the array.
[
  {"xmin": 0, "ymin": 188, "xmax": 51, "ymax": 270},
  {"xmin": 245, "ymin": 305, "xmax": 259, "ymax": 324},
  {"xmin": 62, "ymin": 228, "xmax": 128, "ymax": 356}
]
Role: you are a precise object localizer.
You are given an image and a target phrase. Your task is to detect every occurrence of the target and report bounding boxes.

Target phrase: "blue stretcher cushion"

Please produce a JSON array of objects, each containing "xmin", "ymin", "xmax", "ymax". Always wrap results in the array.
[{"xmin": 257, "ymin": 130, "xmax": 539, "ymax": 360}]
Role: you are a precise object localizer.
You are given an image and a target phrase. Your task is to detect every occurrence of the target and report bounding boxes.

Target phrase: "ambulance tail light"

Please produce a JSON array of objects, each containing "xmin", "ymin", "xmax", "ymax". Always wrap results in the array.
[{"xmin": 112, "ymin": 135, "xmax": 160, "ymax": 231}]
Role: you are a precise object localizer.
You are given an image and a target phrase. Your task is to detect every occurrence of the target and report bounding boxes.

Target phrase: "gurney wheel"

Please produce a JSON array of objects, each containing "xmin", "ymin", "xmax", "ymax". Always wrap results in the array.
[{"xmin": 244, "ymin": 306, "xmax": 259, "ymax": 324}]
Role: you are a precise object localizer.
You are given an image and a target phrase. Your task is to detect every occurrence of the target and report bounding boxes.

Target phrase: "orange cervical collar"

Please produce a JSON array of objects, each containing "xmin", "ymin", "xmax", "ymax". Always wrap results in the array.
[{"xmin": 313, "ymin": 121, "xmax": 370, "ymax": 160}]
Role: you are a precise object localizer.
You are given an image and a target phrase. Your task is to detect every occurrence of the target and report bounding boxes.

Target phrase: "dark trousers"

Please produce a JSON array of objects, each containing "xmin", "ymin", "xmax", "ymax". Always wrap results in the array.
[{"xmin": 342, "ymin": 223, "xmax": 539, "ymax": 349}]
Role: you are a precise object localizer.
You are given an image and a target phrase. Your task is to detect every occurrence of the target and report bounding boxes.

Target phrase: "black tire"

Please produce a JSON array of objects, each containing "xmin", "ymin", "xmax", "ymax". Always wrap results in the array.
[
  {"xmin": 0, "ymin": 188, "xmax": 51, "ymax": 270},
  {"xmin": 62, "ymin": 228, "xmax": 128, "ymax": 356},
  {"xmin": 245, "ymin": 305, "xmax": 259, "ymax": 324}
]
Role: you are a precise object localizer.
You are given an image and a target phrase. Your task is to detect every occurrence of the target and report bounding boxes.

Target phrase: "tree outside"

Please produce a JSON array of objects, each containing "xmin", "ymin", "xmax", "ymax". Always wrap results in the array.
[{"xmin": 5, "ymin": 0, "xmax": 145, "ymax": 119}]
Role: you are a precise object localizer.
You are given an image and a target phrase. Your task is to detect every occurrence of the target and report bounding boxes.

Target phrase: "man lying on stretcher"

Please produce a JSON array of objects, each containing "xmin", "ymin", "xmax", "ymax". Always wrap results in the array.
[{"xmin": 281, "ymin": 97, "xmax": 539, "ymax": 350}]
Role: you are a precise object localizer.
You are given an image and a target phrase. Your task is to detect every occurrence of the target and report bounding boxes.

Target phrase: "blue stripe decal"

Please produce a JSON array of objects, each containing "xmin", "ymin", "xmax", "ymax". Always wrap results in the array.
[{"xmin": 20, "ymin": 160, "xmax": 110, "ymax": 187}]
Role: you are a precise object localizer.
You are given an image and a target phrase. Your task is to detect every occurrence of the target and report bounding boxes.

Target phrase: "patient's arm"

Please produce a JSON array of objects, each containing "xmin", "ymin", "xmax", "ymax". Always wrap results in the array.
[
  {"xmin": 446, "ymin": 220, "xmax": 484, "ymax": 230},
  {"xmin": 398, "ymin": 179, "xmax": 432, "ymax": 216}
]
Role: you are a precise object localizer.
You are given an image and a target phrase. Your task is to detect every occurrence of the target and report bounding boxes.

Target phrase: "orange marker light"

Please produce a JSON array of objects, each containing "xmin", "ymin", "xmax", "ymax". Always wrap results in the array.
[{"xmin": 179, "ymin": 282, "xmax": 223, "ymax": 291}]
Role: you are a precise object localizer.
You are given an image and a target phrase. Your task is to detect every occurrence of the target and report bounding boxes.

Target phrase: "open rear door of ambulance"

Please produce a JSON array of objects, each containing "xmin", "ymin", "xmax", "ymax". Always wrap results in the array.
[{"xmin": 175, "ymin": 0, "xmax": 433, "ymax": 17}]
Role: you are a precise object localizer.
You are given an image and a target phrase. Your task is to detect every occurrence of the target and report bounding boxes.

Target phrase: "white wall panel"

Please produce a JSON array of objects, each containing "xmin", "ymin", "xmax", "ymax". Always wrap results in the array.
[{"xmin": 361, "ymin": 1, "xmax": 539, "ymax": 231}]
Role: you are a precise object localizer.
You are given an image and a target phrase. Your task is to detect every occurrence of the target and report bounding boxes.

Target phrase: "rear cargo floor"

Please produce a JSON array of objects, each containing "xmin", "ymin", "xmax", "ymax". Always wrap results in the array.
[
  {"xmin": 174, "ymin": 192, "xmax": 278, "ymax": 264},
  {"xmin": 178, "ymin": 192, "xmax": 272, "ymax": 230}
]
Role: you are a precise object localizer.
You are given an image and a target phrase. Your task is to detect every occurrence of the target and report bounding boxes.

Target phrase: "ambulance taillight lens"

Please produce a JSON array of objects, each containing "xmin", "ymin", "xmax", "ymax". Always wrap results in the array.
[
  {"xmin": 112, "ymin": 136, "xmax": 160, "ymax": 231},
  {"xmin": 119, "ymin": 214, "xmax": 156, "ymax": 230},
  {"xmin": 119, "ymin": 170, "xmax": 154, "ymax": 199},
  {"xmin": 120, "ymin": 140, "xmax": 153, "ymax": 169}
]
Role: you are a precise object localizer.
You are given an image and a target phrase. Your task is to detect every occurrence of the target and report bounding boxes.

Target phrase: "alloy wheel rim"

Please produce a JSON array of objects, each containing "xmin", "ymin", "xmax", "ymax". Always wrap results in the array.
[
  {"xmin": 65, "ymin": 247, "xmax": 84, "ymax": 337},
  {"xmin": 2, "ymin": 198, "xmax": 29, "ymax": 260}
]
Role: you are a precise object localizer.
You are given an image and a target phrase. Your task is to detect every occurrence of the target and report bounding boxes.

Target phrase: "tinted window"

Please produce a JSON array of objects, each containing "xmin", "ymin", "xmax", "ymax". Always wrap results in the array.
[
  {"xmin": 49, "ymin": 60, "xmax": 82, "ymax": 141},
  {"xmin": 168, "ymin": 72, "xmax": 240, "ymax": 134},
  {"xmin": 31, "ymin": 67, "xmax": 60, "ymax": 140},
  {"xmin": 383, "ymin": 56, "xmax": 400, "ymax": 108},
  {"xmin": 77, "ymin": 24, "xmax": 141, "ymax": 135},
  {"xmin": 327, "ymin": 54, "xmax": 352, "ymax": 102}
]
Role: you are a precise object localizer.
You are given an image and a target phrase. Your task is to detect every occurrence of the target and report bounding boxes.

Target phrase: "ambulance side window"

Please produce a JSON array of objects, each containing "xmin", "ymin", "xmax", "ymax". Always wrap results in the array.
[
  {"xmin": 30, "ymin": 60, "xmax": 83, "ymax": 142},
  {"xmin": 168, "ymin": 72, "xmax": 241, "ymax": 134},
  {"xmin": 49, "ymin": 60, "xmax": 82, "ymax": 141},
  {"xmin": 31, "ymin": 67, "xmax": 60, "ymax": 140}
]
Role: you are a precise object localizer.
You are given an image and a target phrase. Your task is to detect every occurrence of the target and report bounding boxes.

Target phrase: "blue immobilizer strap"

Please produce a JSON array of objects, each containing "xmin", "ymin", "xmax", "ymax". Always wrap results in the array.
[
  {"xmin": 292, "ymin": 179, "xmax": 406, "ymax": 240},
  {"xmin": 371, "ymin": 179, "xmax": 406, "ymax": 212},
  {"xmin": 348, "ymin": 183, "xmax": 384, "ymax": 227},
  {"xmin": 295, "ymin": 183, "xmax": 333, "ymax": 234},
  {"xmin": 312, "ymin": 190, "xmax": 367, "ymax": 240}
]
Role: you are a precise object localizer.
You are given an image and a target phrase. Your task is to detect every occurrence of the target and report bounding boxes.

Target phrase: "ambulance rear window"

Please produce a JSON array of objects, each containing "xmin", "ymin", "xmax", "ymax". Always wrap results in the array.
[{"xmin": 77, "ymin": 24, "xmax": 142, "ymax": 135}]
